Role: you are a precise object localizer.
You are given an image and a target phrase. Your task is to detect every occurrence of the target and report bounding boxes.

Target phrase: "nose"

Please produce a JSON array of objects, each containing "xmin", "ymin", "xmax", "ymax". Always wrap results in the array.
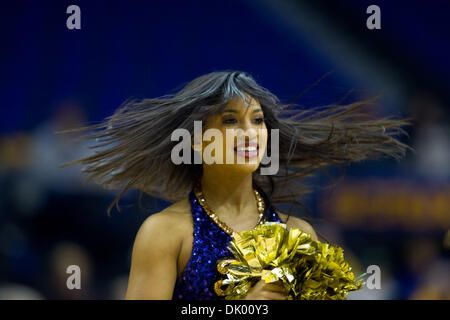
[
  {"xmin": 232, "ymin": 118, "xmax": 260, "ymax": 145},
  {"xmin": 235, "ymin": 129, "xmax": 259, "ymax": 146},
  {"xmin": 240, "ymin": 117, "xmax": 259, "ymax": 131}
]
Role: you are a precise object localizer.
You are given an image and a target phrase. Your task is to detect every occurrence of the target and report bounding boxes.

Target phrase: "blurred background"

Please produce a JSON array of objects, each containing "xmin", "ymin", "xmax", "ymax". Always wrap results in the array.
[{"xmin": 0, "ymin": 0, "xmax": 449, "ymax": 299}]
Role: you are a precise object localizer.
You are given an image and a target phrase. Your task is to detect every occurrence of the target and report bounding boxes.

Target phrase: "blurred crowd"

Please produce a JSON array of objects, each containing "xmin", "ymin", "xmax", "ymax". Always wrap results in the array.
[
  {"xmin": 0, "ymin": 93, "xmax": 448, "ymax": 300},
  {"xmin": 0, "ymin": 100, "xmax": 152, "ymax": 299}
]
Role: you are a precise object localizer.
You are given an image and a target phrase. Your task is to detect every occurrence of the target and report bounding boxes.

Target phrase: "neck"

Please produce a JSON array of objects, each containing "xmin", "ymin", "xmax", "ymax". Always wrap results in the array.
[{"xmin": 200, "ymin": 168, "xmax": 257, "ymax": 219}]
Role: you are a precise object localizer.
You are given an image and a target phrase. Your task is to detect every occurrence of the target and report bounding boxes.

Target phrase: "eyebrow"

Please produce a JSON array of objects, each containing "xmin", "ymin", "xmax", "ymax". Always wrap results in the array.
[{"xmin": 222, "ymin": 108, "xmax": 263, "ymax": 114}]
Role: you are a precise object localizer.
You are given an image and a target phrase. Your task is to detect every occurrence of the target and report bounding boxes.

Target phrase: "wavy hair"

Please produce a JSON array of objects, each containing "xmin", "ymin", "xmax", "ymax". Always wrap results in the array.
[{"xmin": 58, "ymin": 70, "xmax": 412, "ymax": 216}]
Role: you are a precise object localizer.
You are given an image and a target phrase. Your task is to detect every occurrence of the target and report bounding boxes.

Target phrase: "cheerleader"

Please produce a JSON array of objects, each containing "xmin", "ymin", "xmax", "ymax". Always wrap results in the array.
[{"xmin": 61, "ymin": 71, "xmax": 410, "ymax": 299}]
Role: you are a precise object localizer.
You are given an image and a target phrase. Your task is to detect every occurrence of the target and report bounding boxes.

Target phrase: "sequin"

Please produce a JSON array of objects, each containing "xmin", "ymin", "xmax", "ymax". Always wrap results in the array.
[{"xmin": 172, "ymin": 189, "xmax": 282, "ymax": 300}]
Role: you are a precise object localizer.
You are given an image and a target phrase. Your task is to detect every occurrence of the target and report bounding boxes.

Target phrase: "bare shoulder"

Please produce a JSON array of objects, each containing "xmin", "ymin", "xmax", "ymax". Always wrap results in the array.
[
  {"xmin": 126, "ymin": 197, "xmax": 192, "ymax": 299},
  {"xmin": 152, "ymin": 197, "xmax": 192, "ymax": 226},
  {"xmin": 133, "ymin": 197, "xmax": 192, "ymax": 251},
  {"xmin": 275, "ymin": 210, "xmax": 318, "ymax": 241}
]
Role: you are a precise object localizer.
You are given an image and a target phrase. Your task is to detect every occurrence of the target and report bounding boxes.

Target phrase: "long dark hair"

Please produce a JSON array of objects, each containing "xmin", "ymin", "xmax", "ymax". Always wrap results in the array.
[{"xmin": 58, "ymin": 70, "xmax": 412, "ymax": 216}]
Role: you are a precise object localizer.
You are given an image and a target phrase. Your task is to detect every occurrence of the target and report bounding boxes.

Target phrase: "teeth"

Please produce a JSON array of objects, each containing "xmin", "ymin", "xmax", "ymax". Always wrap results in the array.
[{"xmin": 236, "ymin": 146, "xmax": 257, "ymax": 152}]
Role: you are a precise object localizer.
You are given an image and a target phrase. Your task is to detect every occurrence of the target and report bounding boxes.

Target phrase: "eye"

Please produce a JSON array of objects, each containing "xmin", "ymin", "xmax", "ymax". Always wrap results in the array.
[
  {"xmin": 222, "ymin": 117, "xmax": 237, "ymax": 124},
  {"xmin": 253, "ymin": 117, "xmax": 264, "ymax": 124}
]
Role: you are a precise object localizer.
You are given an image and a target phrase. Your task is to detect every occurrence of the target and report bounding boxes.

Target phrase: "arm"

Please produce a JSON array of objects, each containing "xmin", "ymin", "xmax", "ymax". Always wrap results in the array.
[
  {"xmin": 125, "ymin": 212, "xmax": 181, "ymax": 299},
  {"xmin": 287, "ymin": 217, "xmax": 318, "ymax": 241}
]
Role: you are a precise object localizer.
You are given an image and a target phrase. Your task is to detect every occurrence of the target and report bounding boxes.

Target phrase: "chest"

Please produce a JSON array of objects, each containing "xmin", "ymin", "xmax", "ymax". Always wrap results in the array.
[{"xmin": 176, "ymin": 216, "xmax": 264, "ymax": 278}]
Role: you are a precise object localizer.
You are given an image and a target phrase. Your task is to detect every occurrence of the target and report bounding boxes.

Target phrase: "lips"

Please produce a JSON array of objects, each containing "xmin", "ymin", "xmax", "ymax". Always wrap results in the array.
[{"xmin": 234, "ymin": 142, "xmax": 259, "ymax": 159}]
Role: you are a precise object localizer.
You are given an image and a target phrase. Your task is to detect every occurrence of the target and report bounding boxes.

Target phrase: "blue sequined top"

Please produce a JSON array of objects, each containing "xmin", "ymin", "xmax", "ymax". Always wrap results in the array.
[{"xmin": 172, "ymin": 189, "xmax": 282, "ymax": 300}]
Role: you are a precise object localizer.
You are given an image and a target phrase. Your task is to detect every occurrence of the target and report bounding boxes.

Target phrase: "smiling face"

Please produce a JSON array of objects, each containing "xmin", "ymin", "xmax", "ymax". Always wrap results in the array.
[{"xmin": 199, "ymin": 94, "xmax": 268, "ymax": 174}]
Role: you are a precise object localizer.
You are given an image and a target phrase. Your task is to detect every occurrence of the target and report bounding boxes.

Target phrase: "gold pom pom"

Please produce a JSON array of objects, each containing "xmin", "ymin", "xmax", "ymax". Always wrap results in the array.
[{"xmin": 214, "ymin": 222, "xmax": 365, "ymax": 300}]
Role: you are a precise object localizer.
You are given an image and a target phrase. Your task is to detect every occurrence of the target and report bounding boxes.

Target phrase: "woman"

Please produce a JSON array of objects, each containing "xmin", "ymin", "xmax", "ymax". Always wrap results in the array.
[{"xmin": 61, "ymin": 71, "xmax": 410, "ymax": 299}]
